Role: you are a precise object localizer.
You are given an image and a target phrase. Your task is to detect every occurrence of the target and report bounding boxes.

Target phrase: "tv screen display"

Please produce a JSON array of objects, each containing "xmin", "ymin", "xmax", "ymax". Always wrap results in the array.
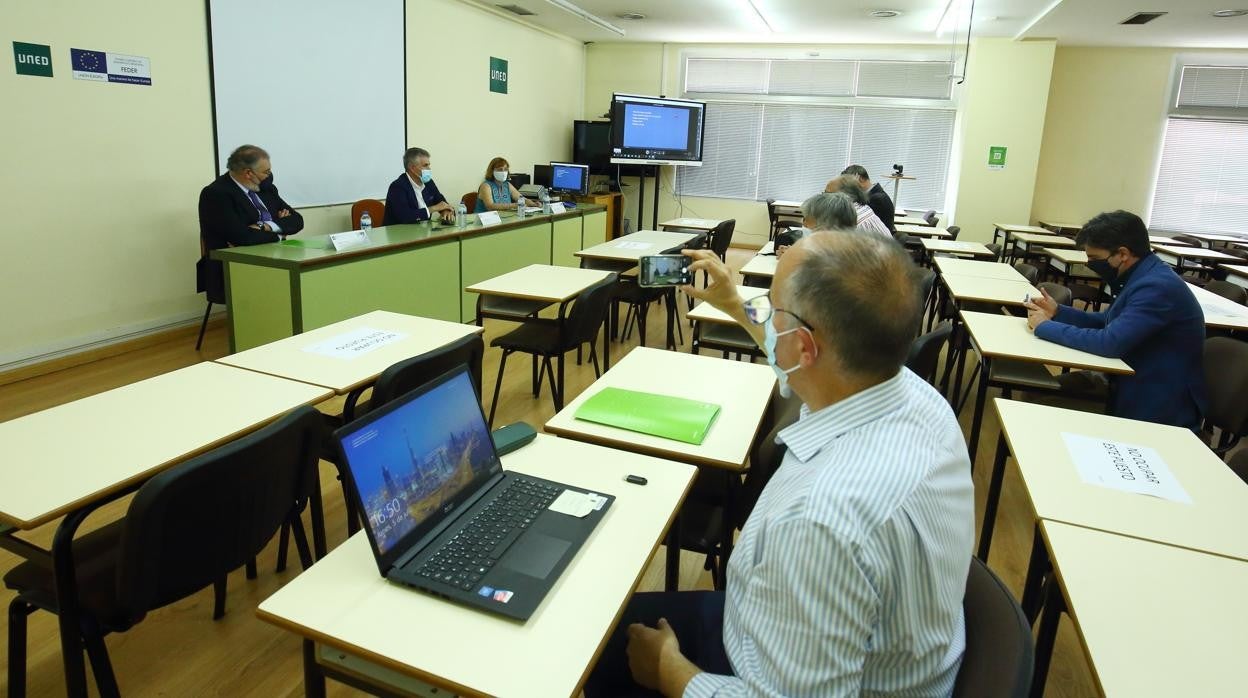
[
  {"xmin": 549, "ymin": 162, "xmax": 589, "ymax": 195},
  {"xmin": 609, "ymin": 94, "xmax": 705, "ymax": 166}
]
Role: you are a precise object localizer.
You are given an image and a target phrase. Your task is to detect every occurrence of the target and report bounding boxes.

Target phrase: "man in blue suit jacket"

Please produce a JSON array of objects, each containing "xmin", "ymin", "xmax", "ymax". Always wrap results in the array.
[
  {"xmin": 383, "ymin": 147, "xmax": 454, "ymax": 225},
  {"xmin": 1025, "ymin": 210, "xmax": 1207, "ymax": 431}
]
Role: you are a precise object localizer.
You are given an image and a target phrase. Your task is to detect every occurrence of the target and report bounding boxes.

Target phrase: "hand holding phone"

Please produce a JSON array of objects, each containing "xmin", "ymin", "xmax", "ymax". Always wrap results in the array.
[{"xmin": 639, "ymin": 254, "xmax": 694, "ymax": 287}]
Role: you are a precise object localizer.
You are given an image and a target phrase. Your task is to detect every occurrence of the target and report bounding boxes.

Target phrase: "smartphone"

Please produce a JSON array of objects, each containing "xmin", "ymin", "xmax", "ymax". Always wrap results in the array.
[{"xmin": 639, "ymin": 254, "xmax": 693, "ymax": 287}]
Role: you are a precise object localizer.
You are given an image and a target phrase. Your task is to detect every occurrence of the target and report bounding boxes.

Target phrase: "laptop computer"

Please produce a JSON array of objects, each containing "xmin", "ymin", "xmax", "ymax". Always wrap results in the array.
[{"xmin": 333, "ymin": 366, "xmax": 613, "ymax": 621}]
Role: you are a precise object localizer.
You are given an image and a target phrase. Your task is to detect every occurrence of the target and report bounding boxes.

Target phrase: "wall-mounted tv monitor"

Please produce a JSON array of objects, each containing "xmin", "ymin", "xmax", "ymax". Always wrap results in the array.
[
  {"xmin": 549, "ymin": 162, "xmax": 589, "ymax": 195},
  {"xmin": 609, "ymin": 93, "xmax": 706, "ymax": 167},
  {"xmin": 574, "ymin": 120, "xmax": 612, "ymax": 169}
]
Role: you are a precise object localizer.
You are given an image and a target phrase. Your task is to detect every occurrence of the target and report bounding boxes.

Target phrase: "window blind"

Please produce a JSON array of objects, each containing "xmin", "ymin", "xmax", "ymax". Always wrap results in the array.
[
  {"xmin": 1176, "ymin": 66, "xmax": 1248, "ymax": 109},
  {"xmin": 676, "ymin": 102, "xmax": 764, "ymax": 201},
  {"xmin": 685, "ymin": 58, "xmax": 952, "ymax": 101},
  {"xmin": 1150, "ymin": 118, "xmax": 1248, "ymax": 236}
]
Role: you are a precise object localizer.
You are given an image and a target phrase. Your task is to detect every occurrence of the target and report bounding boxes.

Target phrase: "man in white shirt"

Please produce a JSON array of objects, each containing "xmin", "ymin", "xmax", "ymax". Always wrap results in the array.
[
  {"xmin": 383, "ymin": 147, "xmax": 455, "ymax": 225},
  {"xmin": 584, "ymin": 231, "xmax": 974, "ymax": 697},
  {"xmin": 826, "ymin": 174, "xmax": 893, "ymax": 239}
]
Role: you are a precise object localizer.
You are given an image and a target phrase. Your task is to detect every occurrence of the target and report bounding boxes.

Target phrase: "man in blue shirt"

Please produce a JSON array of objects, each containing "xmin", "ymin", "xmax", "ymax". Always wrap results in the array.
[
  {"xmin": 383, "ymin": 147, "xmax": 455, "ymax": 225},
  {"xmin": 1025, "ymin": 210, "xmax": 1207, "ymax": 431}
]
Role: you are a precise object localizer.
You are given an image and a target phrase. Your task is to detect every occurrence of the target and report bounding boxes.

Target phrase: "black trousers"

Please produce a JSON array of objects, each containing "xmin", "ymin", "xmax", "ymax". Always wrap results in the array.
[{"xmin": 583, "ymin": 591, "xmax": 733, "ymax": 697}]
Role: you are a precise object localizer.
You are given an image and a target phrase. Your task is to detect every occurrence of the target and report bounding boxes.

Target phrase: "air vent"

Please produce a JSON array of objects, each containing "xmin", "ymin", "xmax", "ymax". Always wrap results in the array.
[
  {"xmin": 497, "ymin": 3, "xmax": 536, "ymax": 16},
  {"xmin": 1120, "ymin": 11, "xmax": 1168, "ymax": 25}
]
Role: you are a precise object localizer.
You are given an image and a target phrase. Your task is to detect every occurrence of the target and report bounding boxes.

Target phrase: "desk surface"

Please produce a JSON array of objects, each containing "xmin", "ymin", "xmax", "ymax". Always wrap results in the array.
[
  {"xmin": 1220, "ymin": 263, "xmax": 1248, "ymax": 279},
  {"xmin": 960, "ymin": 311, "xmax": 1133, "ymax": 373},
  {"xmin": 997, "ymin": 399, "xmax": 1248, "ymax": 561},
  {"xmin": 1041, "ymin": 521, "xmax": 1248, "ymax": 697},
  {"xmin": 1037, "ymin": 220, "xmax": 1082, "ymax": 231},
  {"xmin": 0, "ymin": 362, "xmax": 332, "ymax": 529},
  {"xmin": 1046, "ymin": 248, "xmax": 1088, "ymax": 264},
  {"xmin": 740, "ymin": 252, "xmax": 779, "ymax": 278},
  {"xmin": 1183, "ymin": 231, "xmax": 1248, "ymax": 243},
  {"xmin": 993, "ymin": 223, "xmax": 1050, "ymax": 235},
  {"xmin": 770, "ymin": 199, "xmax": 802, "ymax": 209},
  {"xmin": 1187, "ymin": 283, "xmax": 1248, "ymax": 331},
  {"xmin": 1011, "ymin": 232, "xmax": 1075, "ymax": 248},
  {"xmin": 465, "ymin": 264, "xmax": 612, "ymax": 303},
  {"xmin": 659, "ymin": 218, "xmax": 722, "ymax": 231},
  {"xmin": 1149, "ymin": 235, "xmax": 1190, "ymax": 246},
  {"xmin": 575, "ymin": 230, "xmax": 700, "ymax": 262},
  {"xmin": 896, "ymin": 223, "xmax": 951, "ymax": 238},
  {"xmin": 688, "ymin": 286, "xmax": 769, "ymax": 325},
  {"xmin": 895, "ymin": 215, "xmax": 931, "ymax": 226},
  {"xmin": 942, "ymin": 275, "xmax": 1039, "ymax": 307},
  {"xmin": 1153, "ymin": 243, "xmax": 1240, "ymax": 261},
  {"xmin": 215, "ymin": 311, "xmax": 483, "ymax": 395},
  {"xmin": 922, "ymin": 239, "xmax": 995, "ymax": 257},
  {"xmin": 933, "ymin": 258, "xmax": 1027, "ymax": 281},
  {"xmin": 544, "ymin": 347, "xmax": 775, "ymax": 471},
  {"xmin": 257, "ymin": 434, "xmax": 696, "ymax": 698}
]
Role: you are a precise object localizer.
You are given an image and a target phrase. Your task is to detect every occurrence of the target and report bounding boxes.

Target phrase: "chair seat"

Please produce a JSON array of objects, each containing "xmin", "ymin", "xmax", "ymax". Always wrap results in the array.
[
  {"xmin": 480, "ymin": 296, "xmax": 551, "ymax": 320},
  {"xmin": 989, "ymin": 359, "xmax": 1062, "ymax": 391},
  {"xmin": 4, "ymin": 521, "xmax": 138, "ymax": 632},
  {"xmin": 491, "ymin": 319, "xmax": 568, "ymax": 355},
  {"xmin": 699, "ymin": 323, "xmax": 762, "ymax": 354}
]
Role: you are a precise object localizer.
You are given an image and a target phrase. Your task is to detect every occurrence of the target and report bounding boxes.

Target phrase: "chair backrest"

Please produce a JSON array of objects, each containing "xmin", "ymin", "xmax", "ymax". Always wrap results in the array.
[
  {"xmin": 1202, "ymin": 336, "xmax": 1248, "ymax": 439},
  {"xmin": 923, "ymin": 209, "xmax": 938, "ymax": 224},
  {"xmin": 461, "ymin": 191, "xmax": 479, "ymax": 212},
  {"xmin": 350, "ymin": 199, "xmax": 386, "ymax": 229},
  {"xmin": 1228, "ymin": 449, "xmax": 1248, "ymax": 485},
  {"xmin": 1037, "ymin": 281, "xmax": 1073, "ymax": 306},
  {"xmin": 709, "ymin": 219, "xmax": 737, "ymax": 259},
  {"xmin": 986, "ymin": 243, "xmax": 1003, "ymax": 262},
  {"xmin": 736, "ymin": 393, "xmax": 803, "ymax": 528},
  {"xmin": 369, "ymin": 333, "xmax": 485, "ymax": 411},
  {"xmin": 1014, "ymin": 262, "xmax": 1040, "ymax": 285},
  {"xmin": 946, "ymin": 225, "xmax": 961, "ymax": 240},
  {"xmin": 1222, "ymin": 247, "xmax": 1248, "ymax": 262},
  {"xmin": 765, "ymin": 198, "xmax": 778, "ymax": 224},
  {"xmin": 1205, "ymin": 280, "xmax": 1248, "ymax": 305},
  {"xmin": 906, "ymin": 321, "xmax": 952, "ymax": 385},
  {"xmin": 916, "ymin": 268, "xmax": 937, "ymax": 332},
  {"xmin": 114, "ymin": 406, "xmax": 324, "ymax": 622},
  {"xmin": 1173, "ymin": 234, "xmax": 1204, "ymax": 247},
  {"xmin": 953, "ymin": 557, "xmax": 1034, "ymax": 698},
  {"xmin": 563, "ymin": 276, "xmax": 619, "ymax": 347}
]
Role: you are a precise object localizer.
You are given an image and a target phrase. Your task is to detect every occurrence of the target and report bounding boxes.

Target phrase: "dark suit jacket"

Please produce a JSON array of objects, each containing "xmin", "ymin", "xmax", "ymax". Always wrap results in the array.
[
  {"xmin": 383, "ymin": 173, "xmax": 447, "ymax": 225},
  {"xmin": 867, "ymin": 182, "xmax": 896, "ymax": 234},
  {"xmin": 197, "ymin": 173, "xmax": 304, "ymax": 300},
  {"xmin": 1035, "ymin": 253, "xmax": 1207, "ymax": 430}
]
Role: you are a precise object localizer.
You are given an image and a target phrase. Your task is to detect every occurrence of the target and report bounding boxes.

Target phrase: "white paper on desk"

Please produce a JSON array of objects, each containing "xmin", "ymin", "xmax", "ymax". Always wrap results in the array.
[
  {"xmin": 1062, "ymin": 433, "xmax": 1192, "ymax": 504},
  {"xmin": 614, "ymin": 241, "xmax": 651, "ymax": 250},
  {"xmin": 1200, "ymin": 302, "xmax": 1246, "ymax": 319},
  {"xmin": 302, "ymin": 327, "xmax": 408, "ymax": 360},
  {"xmin": 477, "ymin": 211, "xmax": 502, "ymax": 226},
  {"xmin": 550, "ymin": 202, "xmax": 567, "ymax": 214},
  {"xmin": 549, "ymin": 490, "xmax": 595, "ymax": 517}
]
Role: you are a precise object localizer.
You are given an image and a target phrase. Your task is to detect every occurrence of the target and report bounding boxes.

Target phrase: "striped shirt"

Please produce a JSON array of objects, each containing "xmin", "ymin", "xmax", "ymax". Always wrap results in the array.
[
  {"xmin": 685, "ymin": 369, "xmax": 974, "ymax": 697},
  {"xmin": 856, "ymin": 204, "xmax": 893, "ymax": 239}
]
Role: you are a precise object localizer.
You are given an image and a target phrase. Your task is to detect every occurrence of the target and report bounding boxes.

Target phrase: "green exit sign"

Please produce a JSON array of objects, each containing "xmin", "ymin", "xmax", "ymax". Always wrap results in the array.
[
  {"xmin": 13, "ymin": 41, "xmax": 53, "ymax": 78},
  {"xmin": 490, "ymin": 56, "xmax": 508, "ymax": 94}
]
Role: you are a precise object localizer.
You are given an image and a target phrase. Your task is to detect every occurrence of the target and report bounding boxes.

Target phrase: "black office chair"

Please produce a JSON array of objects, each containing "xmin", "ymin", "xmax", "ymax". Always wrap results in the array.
[
  {"xmin": 1227, "ymin": 448, "xmax": 1248, "ymax": 485},
  {"xmin": 906, "ymin": 321, "xmax": 953, "ymax": 385},
  {"xmin": 765, "ymin": 199, "xmax": 801, "ymax": 240},
  {"xmin": 5, "ymin": 406, "xmax": 324, "ymax": 697},
  {"xmin": 916, "ymin": 268, "xmax": 937, "ymax": 334},
  {"xmin": 1205, "ymin": 280, "xmax": 1248, "ymax": 305},
  {"xmin": 1037, "ymin": 282, "xmax": 1073, "ymax": 307},
  {"xmin": 707, "ymin": 219, "xmax": 736, "ymax": 263},
  {"xmin": 194, "ymin": 238, "xmax": 225, "ymax": 351},
  {"xmin": 488, "ymin": 276, "xmax": 615, "ymax": 425},
  {"xmin": 1202, "ymin": 336, "xmax": 1248, "ymax": 456},
  {"xmin": 693, "ymin": 323, "xmax": 763, "ymax": 361},
  {"xmin": 952, "ymin": 558, "xmax": 1034, "ymax": 698},
  {"xmin": 986, "ymin": 243, "xmax": 1003, "ymax": 262},
  {"xmin": 946, "ymin": 225, "xmax": 961, "ymax": 240},
  {"xmin": 476, "ymin": 295, "xmax": 552, "ymax": 327},
  {"xmin": 1014, "ymin": 262, "xmax": 1040, "ymax": 286},
  {"xmin": 922, "ymin": 209, "xmax": 938, "ymax": 226}
]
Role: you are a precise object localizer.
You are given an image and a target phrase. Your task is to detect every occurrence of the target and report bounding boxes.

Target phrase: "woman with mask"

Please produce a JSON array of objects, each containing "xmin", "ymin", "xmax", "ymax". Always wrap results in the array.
[{"xmin": 475, "ymin": 157, "xmax": 523, "ymax": 213}]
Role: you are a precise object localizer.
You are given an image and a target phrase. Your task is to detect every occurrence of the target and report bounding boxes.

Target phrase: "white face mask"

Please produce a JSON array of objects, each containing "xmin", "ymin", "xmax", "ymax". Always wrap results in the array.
[{"xmin": 493, "ymin": 170, "xmax": 509, "ymax": 183}]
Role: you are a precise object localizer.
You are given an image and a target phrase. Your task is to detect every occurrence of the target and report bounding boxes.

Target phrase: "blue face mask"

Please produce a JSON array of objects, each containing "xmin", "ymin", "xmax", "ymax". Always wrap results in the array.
[
  {"xmin": 420, "ymin": 169, "xmax": 433, "ymax": 184},
  {"xmin": 763, "ymin": 319, "xmax": 802, "ymax": 398}
]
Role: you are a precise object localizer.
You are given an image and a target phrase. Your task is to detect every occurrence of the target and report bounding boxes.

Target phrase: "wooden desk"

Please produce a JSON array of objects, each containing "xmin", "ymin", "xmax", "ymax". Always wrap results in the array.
[
  {"xmin": 1153, "ymin": 243, "xmax": 1240, "ymax": 273},
  {"xmin": 1032, "ymin": 521, "xmax": 1248, "ymax": 698},
  {"xmin": 958, "ymin": 311, "xmax": 1132, "ymax": 461},
  {"xmin": 687, "ymin": 286, "xmax": 768, "ymax": 326},
  {"xmin": 575, "ymin": 230, "xmax": 700, "ymax": 263},
  {"xmin": 896, "ymin": 223, "xmax": 951, "ymax": 239},
  {"xmin": 1188, "ymin": 282, "xmax": 1248, "ymax": 331},
  {"xmin": 758, "ymin": 240, "xmax": 775, "ymax": 255},
  {"xmin": 769, "ymin": 199, "xmax": 802, "ymax": 215},
  {"xmin": 921, "ymin": 239, "xmax": 995, "ymax": 259},
  {"xmin": 1046, "ymin": 248, "xmax": 1100, "ymax": 284},
  {"xmin": 934, "ymin": 258, "xmax": 1027, "ymax": 281},
  {"xmin": 215, "ymin": 310, "xmax": 483, "ymax": 397},
  {"xmin": 739, "ymin": 252, "xmax": 778, "ymax": 283},
  {"xmin": 1149, "ymin": 234, "xmax": 1192, "ymax": 246},
  {"xmin": 991, "ymin": 222, "xmax": 1049, "ymax": 247},
  {"xmin": 941, "ymin": 275, "xmax": 1039, "ymax": 308},
  {"xmin": 1009, "ymin": 233, "xmax": 1074, "ymax": 264},
  {"xmin": 257, "ymin": 434, "xmax": 697, "ymax": 698},
  {"xmin": 1037, "ymin": 220, "xmax": 1082, "ymax": 236},
  {"xmin": 0, "ymin": 362, "xmax": 332, "ymax": 697},
  {"xmin": 1180, "ymin": 231, "xmax": 1248, "ymax": 247},
  {"xmin": 1218, "ymin": 263, "xmax": 1248, "ymax": 290},
  {"xmin": 659, "ymin": 217, "xmax": 722, "ymax": 232},
  {"xmin": 896, "ymin": 215, "xmax": 933, "ymax": 227}
]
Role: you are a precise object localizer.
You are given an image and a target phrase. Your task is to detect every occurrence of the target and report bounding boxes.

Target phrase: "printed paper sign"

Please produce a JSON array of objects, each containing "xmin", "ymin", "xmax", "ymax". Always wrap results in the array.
[
  {"xmin": 302, "ymin": 327, "xmax": 407, "ymax": 360},
  {"xmin": 71, "ymin": 48, "xmax": 151, "ymax": 85},
  {"xmin": 328, "ymin": 230, "xmax": 370, "ymax": 251},
  {"xmin": 988, "ymin": 145, "xmax": 1007, "ymax": 170},
  {"xmin": 550, "ymin": 202, "xmax": 567, "ymax": 214},
  {"xmin": 477, "ymin": 211, "xmax": 502, "ymax": 226},
  {"xmin": 1062, "ymin": 432, "xmax": 1192, "ymax": 504},
  {"xmin": 549, "ymin": 490, "xmax": 595, "ymax": 517}
]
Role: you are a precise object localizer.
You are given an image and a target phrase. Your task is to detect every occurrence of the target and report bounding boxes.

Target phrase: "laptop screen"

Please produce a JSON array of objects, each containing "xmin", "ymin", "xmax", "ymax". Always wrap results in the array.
[{"xmin": 338, "ymin": 369, "xmax": 500, "ymax": 557}]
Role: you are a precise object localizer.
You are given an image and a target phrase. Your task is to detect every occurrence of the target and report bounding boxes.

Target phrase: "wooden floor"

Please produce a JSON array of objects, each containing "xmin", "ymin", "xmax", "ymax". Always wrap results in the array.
[{"xmin": 0, "ymin": 248, "xmax": 1098, "ymax": 697}]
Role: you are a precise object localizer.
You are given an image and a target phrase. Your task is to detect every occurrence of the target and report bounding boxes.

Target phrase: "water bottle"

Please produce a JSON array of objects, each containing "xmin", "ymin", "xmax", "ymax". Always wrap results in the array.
[
  {"xmin": 359, "ymin": 211, "xmax": 372, "ymax": 232},
  {"xmin": 516, "ymin": 196, "xmax": 526, "ymax": 219},
  {"xmin": 540, "ymin": 189, "xmax": 551, "ymax": 215},
  {"xmin": 456, "ymin": 202, "xmax": 467, "ymax": 228}
]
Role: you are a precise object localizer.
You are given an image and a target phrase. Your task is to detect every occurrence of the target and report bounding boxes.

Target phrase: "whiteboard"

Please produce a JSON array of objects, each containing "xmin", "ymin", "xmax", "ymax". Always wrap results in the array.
[{"xmin": 208, "ymin": 0, "xmax": 405, "ymax": 207}]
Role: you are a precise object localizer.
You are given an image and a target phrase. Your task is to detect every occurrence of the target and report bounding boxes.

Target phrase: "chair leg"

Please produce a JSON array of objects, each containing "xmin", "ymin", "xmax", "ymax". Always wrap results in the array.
[
  {"xmin": 637, "ymin": 304, "xmax": 649, "ymax": 347},
  {"xmin": 245, "ymin": 557, "xmax": 257, "ymax": 580},
  {"xmin": 544, "ymin": 357, "xmax": 560, "ymax": 411},
  {"xmin": 531, "ymin": 355, "xmax": 539, "ymax": 397},
  {"xmin": 276, "ymin": 520, "xmax": 291, "ymax": 573},
  {"xmin": 9, "ymin": 598, "xmax": 33, "ymax": 697},
  {"xmin": 589, "ymin": 343, "xmax": 601, "ymax": 378},
  {"xmin": 81, "ymin": 621, "xmax": 120, "ymax": 698},
  {"xmin": 212, "ymin": 576, "xmax": 227, "ymax": 620},
  {"xmin": 195, "ymin": 301, "xmax": 212, "ymax": 351},
  {"xmin": 488, "ymin": 350, "xmax": 511, "ymax": 428},
  {"xmin": 290, "ymin": 514, "xmax": 314, "ymax": 570}
]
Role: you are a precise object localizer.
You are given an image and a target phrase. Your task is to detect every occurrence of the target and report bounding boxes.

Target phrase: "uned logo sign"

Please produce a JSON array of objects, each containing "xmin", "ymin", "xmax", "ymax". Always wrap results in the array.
[
  {"xmin": 13, "ymin": 41, "xmax": 53, "ymax": 78},
  {"xmin": 489, "ymin": 56, "xmax": 508, "ymax": 94}
]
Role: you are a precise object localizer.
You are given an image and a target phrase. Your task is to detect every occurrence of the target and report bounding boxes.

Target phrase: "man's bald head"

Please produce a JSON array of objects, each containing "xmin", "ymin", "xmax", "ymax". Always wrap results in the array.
[{"xmin": 775, "ymin": 232, "xmax": 920, "ymax": 381}]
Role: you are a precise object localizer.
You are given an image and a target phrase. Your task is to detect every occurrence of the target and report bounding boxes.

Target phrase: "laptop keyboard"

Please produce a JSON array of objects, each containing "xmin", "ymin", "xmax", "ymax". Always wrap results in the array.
[{"xmin": 412, "ymin": 479, "xmax": 562, "ymax": 591}]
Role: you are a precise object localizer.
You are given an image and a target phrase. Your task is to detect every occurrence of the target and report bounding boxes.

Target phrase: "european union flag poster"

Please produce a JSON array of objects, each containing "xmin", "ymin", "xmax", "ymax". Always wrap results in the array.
[{"xmin": 71, "ymin": 48, "xmax": 151, "ymax": 85}]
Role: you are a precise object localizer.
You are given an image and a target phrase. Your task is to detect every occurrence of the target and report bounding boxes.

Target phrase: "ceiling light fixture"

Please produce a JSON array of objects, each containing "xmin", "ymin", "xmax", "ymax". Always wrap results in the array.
[
  {"xmin": 616, "ymin": 12, "xmax": 646, "ymax": 20},
  {"xmin": 743, "ymin": 0, "xmax": 775, "ymax": 33},
  {"xmin": 543, "ymin": 0, "xmax": 626, "ymax": 35},
  {"xmin": 1212, "ymin": 9, "xmax": 1248, "ymax": 17},
  {"xmin": 869, "ymin": 9, "xmax": 902, "ymax": 18}
]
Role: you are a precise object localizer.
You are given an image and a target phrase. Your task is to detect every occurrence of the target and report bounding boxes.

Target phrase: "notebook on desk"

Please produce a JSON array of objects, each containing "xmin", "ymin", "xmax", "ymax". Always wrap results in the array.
[
  {"xmin": 333, "ymin": 366, "xmax": 612, "ymax": 621},
  {"xmin": 574, "ymin": 387, "xmax": 721, "ymax": 445}
]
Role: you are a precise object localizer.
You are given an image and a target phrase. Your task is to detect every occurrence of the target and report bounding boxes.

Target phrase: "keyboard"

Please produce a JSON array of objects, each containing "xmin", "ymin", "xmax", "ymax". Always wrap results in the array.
[{"xmin": 412, "ymin": 478, "xmax": 562, "ymax": 591}]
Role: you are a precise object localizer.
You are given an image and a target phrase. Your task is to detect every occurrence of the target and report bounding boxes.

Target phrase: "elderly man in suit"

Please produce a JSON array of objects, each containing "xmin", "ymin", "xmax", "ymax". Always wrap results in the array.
[{"xmin": 383, "ymin": 147, "xmax": 455, "ymax": 225}]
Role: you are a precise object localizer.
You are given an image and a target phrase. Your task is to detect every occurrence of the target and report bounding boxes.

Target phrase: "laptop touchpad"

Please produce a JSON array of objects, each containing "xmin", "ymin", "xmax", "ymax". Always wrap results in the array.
[{"xmin": 502, "ymin": 533, "xmax": 571, "ymax": 579}]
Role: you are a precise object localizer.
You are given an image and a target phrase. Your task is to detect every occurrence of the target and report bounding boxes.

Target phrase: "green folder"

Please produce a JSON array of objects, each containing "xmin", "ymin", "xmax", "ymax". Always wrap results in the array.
[{"xmin": 574, "ymin": 387, "xmax": 721, "ymax": 445}]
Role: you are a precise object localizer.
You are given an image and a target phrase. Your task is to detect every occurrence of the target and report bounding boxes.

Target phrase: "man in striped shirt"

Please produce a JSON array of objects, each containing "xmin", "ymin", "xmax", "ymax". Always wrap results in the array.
[
  {"xmin": 826, "ymin": 174, "xmax": 893, "ymax": 239},
  {"xmin": 585, "ymin": 232, "xmax": 974, "ymax": 697}
]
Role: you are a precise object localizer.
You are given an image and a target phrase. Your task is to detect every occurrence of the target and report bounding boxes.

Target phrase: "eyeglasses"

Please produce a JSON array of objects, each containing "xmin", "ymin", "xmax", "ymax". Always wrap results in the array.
[{"xmin": 743, "ymin": 292, "xmax": 813, "ymax": 331}]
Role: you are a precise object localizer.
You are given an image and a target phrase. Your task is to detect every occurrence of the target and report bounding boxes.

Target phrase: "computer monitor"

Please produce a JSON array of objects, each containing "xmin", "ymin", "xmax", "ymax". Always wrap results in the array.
[
  {"xmin": 549, "ymin": 162, "xmax": 589, "ymax": 196},
  {"xmin": 533, "ymin": 164, "xmax": 553, "ymax": 188}
]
